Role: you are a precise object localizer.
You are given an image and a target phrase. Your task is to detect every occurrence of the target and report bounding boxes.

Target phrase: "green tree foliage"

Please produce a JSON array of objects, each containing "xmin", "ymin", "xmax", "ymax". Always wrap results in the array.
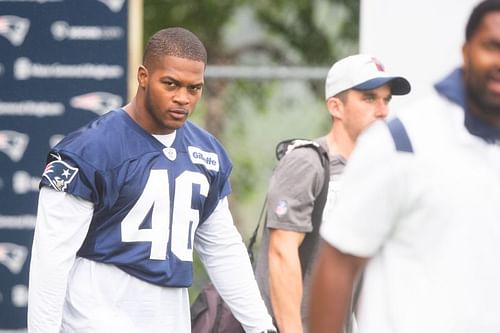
[
  {"xmin": 252, "ymin": 0, "xmax": 359, "ymax": 65},
  {"xmin": 143, "ymin": 0, "xmax": 245, "ymax": 61},
  {"xmin": 143, "ymin": 0, "xmax": 358, "ymax": 66}
]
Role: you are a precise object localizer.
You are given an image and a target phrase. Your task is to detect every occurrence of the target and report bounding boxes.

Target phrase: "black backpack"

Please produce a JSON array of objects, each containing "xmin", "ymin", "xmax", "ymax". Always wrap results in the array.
[{"xmin": 190, "ymin": 138, "xmax": 329, "ymax": 333}]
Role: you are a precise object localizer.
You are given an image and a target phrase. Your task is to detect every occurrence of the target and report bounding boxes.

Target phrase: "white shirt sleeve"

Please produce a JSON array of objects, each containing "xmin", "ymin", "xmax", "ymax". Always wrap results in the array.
[
  {"xmin": 28, "ymin": 187, "xmax": 94, "ymax": 333},
  {"xmin": 194, "ymin": 197, "xmax": 275, "ymax": 333}
]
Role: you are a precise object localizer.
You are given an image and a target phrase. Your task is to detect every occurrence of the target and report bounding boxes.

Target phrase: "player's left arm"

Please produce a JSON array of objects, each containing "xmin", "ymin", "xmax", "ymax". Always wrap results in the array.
[{"xmin": 194, "ymin": 197, "xmax": 275, "ymax": 333}]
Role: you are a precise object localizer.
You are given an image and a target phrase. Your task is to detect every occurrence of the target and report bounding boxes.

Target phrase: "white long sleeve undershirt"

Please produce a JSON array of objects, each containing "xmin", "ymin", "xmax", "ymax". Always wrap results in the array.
[
  {"xmin": 28, "ymin": 187, "xmax": 274, "ymax": 332},
  {"xmin": 28, "ymin": 187, "xmax": 94, "ymax": 332}
]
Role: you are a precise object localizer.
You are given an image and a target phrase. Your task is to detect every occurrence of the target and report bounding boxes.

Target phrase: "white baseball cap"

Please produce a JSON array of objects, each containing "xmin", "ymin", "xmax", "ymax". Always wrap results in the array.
[{"xmin": 325, "ymin": 54, "xmax": 411, "ymax": 99}]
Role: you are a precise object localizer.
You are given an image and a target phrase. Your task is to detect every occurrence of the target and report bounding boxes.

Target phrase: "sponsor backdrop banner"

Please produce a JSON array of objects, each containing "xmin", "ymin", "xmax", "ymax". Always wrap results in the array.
[{"xmin": 0, "ymin": 0, "xmax": 128, "ymax": 329}]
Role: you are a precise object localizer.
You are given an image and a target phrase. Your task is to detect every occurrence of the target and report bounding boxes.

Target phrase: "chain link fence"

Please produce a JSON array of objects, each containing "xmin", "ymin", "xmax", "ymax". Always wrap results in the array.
[{"xmin": 190, "ymin": 64, "xmax": 332, "ymax": 299}]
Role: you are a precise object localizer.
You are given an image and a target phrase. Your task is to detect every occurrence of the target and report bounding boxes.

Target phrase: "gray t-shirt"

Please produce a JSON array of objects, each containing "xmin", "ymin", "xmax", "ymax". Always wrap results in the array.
[{"xmin": 255, "ymin": 136, "xmax": 346, "ymax": 331}]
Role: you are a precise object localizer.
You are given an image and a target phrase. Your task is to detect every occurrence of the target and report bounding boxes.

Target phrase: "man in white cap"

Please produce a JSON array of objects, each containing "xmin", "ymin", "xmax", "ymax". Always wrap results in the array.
[
  {"xmin": 310, "ymin": 1, "xmax": 500, "ymax": 332},
  {"xmin": 255, "ymin": 54, "xmax": 410, "ymax": 333}
]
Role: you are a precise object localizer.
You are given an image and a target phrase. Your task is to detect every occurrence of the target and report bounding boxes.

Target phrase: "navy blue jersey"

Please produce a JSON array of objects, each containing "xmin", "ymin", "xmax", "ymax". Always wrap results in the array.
[{"xmin": 40, "ymin": 109, "xmax": 233, "ymax": 287}]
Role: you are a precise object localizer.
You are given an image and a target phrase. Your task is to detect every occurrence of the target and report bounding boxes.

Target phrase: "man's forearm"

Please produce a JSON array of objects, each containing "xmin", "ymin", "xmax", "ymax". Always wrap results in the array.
[
  {"xmin": 195, "ymin": 198, "xmax": 275, "ymax": 332},
  {"xmin": 269, "ymin": 246, "xmax": 303, "ymax": 333},
  {"xmin": 28, "ymin": 188, "xmax": 94, "ymax": 332},
  {"xmin": 308, "ymin": 241, "xmax": 366, "ymax": 333}
]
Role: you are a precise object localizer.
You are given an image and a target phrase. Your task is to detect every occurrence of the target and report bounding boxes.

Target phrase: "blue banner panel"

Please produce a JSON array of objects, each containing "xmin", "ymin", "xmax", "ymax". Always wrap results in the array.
[{"xmin": 0, "ymin": 0, "xmax": 128, "ymax": 329}]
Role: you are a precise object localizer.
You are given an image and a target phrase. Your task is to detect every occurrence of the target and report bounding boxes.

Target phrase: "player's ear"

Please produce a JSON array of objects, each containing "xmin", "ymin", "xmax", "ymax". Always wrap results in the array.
[
  {"xmin": 327, "ymin": 96, "xmax": 344, "ymax": 120},
  {"xmin": 462, "ymin": 42, "xmax": 469, "ymax": 71},
  {"xmin": 138, "ymin": 65, "xmax": 148, "ymax": 88}
]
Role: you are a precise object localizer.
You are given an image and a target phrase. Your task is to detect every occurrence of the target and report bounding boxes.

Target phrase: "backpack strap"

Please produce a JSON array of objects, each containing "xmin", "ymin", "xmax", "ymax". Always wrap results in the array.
[
  {"xmin": 247, "ymin": 138, "xmax": 330, "ymax": 266},
  {"xmin": 275, "ymin": 138, "xmax": 328, "ymax": 167},
  {"xmin": 295, "ymin": 141, "xmax": 329, "ymax": 276},
  {"xmin": 247, "ymin": 196, "xmax": 268, "ymax": 264}
]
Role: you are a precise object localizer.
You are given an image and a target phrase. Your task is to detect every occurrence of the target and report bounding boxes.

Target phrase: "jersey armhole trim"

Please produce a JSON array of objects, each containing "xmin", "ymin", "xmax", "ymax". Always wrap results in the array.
[{"xmin": 387, "ymin": 117, "xmax": 414, "ymax": 153}]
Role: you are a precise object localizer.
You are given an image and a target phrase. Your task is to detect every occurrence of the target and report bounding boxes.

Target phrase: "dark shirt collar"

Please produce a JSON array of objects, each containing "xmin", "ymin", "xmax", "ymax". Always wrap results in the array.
[{"xmin": 434, "ymin": 68, "xmax": 500, "ymax": 143}]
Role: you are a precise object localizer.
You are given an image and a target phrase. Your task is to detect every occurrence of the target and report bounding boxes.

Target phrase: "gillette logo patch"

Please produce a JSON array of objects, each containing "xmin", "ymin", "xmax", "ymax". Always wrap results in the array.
[{"xmin": 188, "ymin": 146, "xmax": 219, "ymax": 172}]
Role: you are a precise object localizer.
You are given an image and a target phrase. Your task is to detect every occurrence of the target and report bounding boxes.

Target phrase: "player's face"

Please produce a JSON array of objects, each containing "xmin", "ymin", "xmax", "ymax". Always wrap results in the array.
[
  {"xmin": 463, "ymin": 11, "xmax": 500, "ymax": 115},
  {"xmin": 341, "ymin": 85, "xmax": 391, "ymax": 141},
  {"xmin": 141, "ymin": 55, "xmax": 205, "ymax": 134}
]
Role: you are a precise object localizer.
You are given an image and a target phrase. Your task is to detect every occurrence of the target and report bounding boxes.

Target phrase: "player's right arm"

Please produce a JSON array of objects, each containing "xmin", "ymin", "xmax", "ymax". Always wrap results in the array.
[
  {"xmin": 265, "ymin": 146, "xmax": 324, "ymax": 332},
  {"xmin": 268, "ymin": 228, "xmax": 305, "ymax": 333},
  {"xmin": 28, "ymin": 187, "xmax": 93, "ymax": 333},
  {"xmin": 310, "ymin": 120, "xmax": 409, "ymax": 332},
  {"xmin": 308, "ymin": 241, "xmax": 366, "ymax": 333}
]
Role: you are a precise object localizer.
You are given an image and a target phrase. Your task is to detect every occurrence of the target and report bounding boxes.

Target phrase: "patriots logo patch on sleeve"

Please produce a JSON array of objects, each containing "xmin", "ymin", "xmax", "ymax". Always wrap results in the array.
[{"xmin": 42, "ymin": 154, "xmax": 79, "ymax": 191}]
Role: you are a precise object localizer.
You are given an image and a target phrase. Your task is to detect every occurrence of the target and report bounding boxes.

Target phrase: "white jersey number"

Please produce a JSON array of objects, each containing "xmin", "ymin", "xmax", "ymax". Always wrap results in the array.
[{"xmin": 121, "ymin": 170, "xmax": 209, "ymax": 261}]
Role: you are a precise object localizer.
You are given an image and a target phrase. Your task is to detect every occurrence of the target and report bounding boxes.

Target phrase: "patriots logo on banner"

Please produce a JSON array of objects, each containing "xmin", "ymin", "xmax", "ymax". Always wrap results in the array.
[
  {"xmin": 42, "ymin": 154, "xmax": 79, "ymax": 191},
  {"xmin": 0, "ymin": 243, "xmax": 28, "ymax": 275},
  {"xmin": 0, "ymin": 130, "xmax": 29, "ymax": 162},
  {"xmin": 70, "ymin": 91, "xmax": 122, "ymax": 116},
  {"xmin": 97, "ymin": 0, "xmax": 126, "ymax": 13},
  {"xmin": 0, "ymin": 15, "xmax": 30, "ymax": 46}
]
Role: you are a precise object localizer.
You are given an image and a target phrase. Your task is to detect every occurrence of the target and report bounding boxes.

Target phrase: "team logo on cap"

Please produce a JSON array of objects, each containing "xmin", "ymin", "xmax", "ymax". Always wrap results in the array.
[
  {"xmin": 371, "ymin": 57, "xmax": 385, "ymax": 72},
  {"xmin": 42, "ymin": 154, "xmax": 79, "ymax": 192}
]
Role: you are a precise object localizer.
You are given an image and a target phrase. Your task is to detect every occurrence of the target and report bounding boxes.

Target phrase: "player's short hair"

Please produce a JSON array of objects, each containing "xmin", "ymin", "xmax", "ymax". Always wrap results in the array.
[
  {"xmin": 334, "ymin": 90, "xmax": 349, "ymax": 103},
  {"xmin": 465, "ymin": 0, "xmax": 500, "ymax": 41},
  {"xmin": 143, "ymin": 27, "xmax": 207, "ymax": 68}
]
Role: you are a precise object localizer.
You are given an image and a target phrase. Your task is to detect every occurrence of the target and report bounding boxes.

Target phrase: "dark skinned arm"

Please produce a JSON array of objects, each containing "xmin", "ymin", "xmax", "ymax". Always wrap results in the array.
[{"xmin": 308, "ymin": 240, "xmax": 367, "ymax": 333}]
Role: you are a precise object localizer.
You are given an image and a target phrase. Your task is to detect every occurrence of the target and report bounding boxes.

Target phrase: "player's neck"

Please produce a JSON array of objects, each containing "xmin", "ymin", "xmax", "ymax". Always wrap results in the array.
[
  {"xmin": 327, "ymin": 126, "xmax": 354, "ymax": 159},
  {"xmin": 468, "ymin": 100, "xmax": 500, "ymax": 128},
  {"xmin": 153, "ymin": 132, "xmax": 176, "ymax": 147}
]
